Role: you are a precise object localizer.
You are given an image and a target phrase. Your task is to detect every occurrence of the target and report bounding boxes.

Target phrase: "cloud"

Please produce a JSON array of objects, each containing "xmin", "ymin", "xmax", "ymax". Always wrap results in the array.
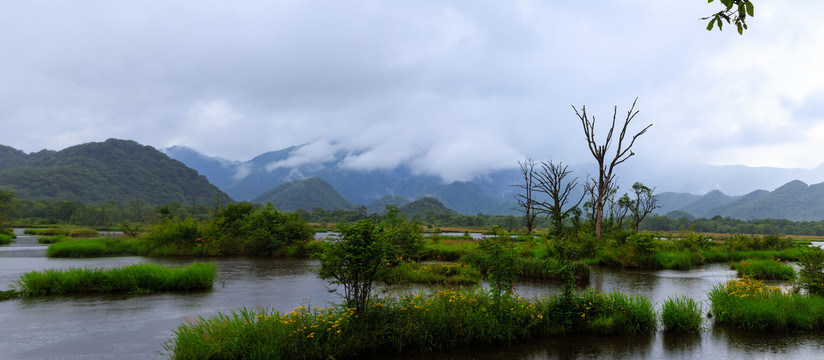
[{"xmin": 1, "ymin": 0, "xmax": 824, "ymax": 186}]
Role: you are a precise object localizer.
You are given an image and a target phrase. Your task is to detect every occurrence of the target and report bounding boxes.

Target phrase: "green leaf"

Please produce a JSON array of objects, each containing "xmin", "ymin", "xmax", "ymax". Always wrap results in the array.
[
  {"xmin": 738, "ymin": 4, "xmax": 746, "ymax": 20},
  {"xmin": 706, "ymin": 19, "xmax": 715, "ymax": 31},
  {"xmin": 737, "ymin": 22, "xmax": 743, "ymax": 35},
  {"xmin": 746, "ymin": 1, "xmax": 754, "ymax": 17}
]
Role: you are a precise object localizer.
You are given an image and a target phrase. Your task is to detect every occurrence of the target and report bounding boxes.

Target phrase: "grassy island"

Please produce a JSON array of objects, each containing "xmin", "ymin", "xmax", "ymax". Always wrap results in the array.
[{"xmin": 8, "ymin": 263, "xmax": 216, "ymax": 298}]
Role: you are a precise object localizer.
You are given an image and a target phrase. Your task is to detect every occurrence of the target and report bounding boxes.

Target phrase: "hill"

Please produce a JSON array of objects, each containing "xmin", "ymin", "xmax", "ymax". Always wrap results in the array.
[
  {"xmin": 0, "ymin": 139, "xmax": 229, "ymax": 205},
  {"xmin": 166, "ymin": 144, "xmax": 516, "ymax": 215},
  {"xmin": 655, "ymin": 179, "xmax": 824, "ymax": 221},
  {"xmin": 399, "ymin": 197, "xmax": 458, "ymax": 218},
  {"xmin": 252, "ymin": 177, "xmax": 353, "ymax": 212}
]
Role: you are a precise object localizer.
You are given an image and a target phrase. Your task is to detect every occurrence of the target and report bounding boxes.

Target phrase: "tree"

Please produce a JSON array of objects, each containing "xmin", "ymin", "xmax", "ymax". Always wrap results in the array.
[
  {"xmin": 703, "ymin": 0, "xmax": 755, "ymax": 35},
  {"xmin": 532, "ymin": 160, "xmax": 584, "ymax": 237},
  {"xmin": 318, "ymin": 219, "xmax": 393, "ymax": 310},
  {"xmin": 630, "ymin": 182, "xmax": 659, "ymax": 232},
  {"xmin": 574, "ymin": 98, "xmax": 651, "ymax": 239},
  {"xmin": 0, "ymin": 190, "xmax": 17, "ymax": 232},
  {"xmin": 514, "ymin": 158, "xmax": 538, "ymax": 233}
]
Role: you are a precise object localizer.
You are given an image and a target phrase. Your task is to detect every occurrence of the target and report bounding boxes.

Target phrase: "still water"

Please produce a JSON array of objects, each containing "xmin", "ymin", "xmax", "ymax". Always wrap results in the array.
[{"xmin": 1, "ymin": 230, "xmax": 823, "ymax": 359}]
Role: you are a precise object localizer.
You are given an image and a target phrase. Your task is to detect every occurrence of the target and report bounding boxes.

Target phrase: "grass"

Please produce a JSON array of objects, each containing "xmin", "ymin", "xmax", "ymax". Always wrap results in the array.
[
  {"xmin": 46, "ymin": 237, "xmax": 148, "ymax": 257},
  {"xmin": 708, "ymin": 277, "xmax": 824, "ymax": 331},
  {"xmin": 730, "ymin": 258, "xmax": 796, "ymax": 280},
  {"xmin": 387, "ymin": 261, "xmax": 481, "ymax": 285},
  {"xmin": 0, "ymin": 232, "xmax": 13, "ymax": 245},
  {"xmin": 10, "ymin": 263, "xmax": 216, "ymax": 297},
  {"xmin": 661, "ymin": 295, "xmax": 703, "ymax": 333},
  {"xmin": 166, "ymin": 288, "xmax": 656, "ymax": 359},
  {"xmin": 24, "ymin": 227, "xmax": 99, "ymax": 238},
  {"xmin": 38, "ymin": 235, "xmax": 69, "ymax": 244}
]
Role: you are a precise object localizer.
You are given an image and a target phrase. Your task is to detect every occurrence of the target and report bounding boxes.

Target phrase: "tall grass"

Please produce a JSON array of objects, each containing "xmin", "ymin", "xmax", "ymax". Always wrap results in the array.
[
  {"xmin": 24, "ymin": 227, "xmax": 99, "ymax": 238},
  {"xmin": 46, "ymin": 237, "xmax": 148, "ymax": 257},
  {"xmin": 661, "ymin": 295, "xmax": 703, "ymax": 333},
  {"xmin": 0, "ymin": 232, "xmax": 13, "ymax": 245},
  {"xmin": 709, "ymin": 277, "xmax": 824, "ymax": 331},
  {"xmin": 166, "ymin": 288, "xmax": 656, "ymax": 359},
  {"xmin": 387, "ymin": 262, "xmax": 481, "ymax": 285},
  {"xmin": 12, "ymin": 263, "xmax": 216, "ymax": 296},
  {"xmin": 730, "ymin": 258, "xmax": 796, "ymax": 280}
]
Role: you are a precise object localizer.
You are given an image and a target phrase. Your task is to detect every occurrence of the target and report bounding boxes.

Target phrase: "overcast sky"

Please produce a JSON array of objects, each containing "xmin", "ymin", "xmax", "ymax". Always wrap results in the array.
[{"xmin": 2, "ymin": 1, "xmax": 822, "ymax": 183}]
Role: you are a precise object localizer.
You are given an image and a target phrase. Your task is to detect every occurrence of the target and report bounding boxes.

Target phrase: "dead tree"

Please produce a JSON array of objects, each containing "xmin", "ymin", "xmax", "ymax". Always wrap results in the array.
[
  {"xmin": 574, "ymin": 98, "xmax": 651, "ymax": 239},
  {"xmin": 532, "ymin": 160, "xmax": 584, "ymax": 238},
  {"xmin": 514, "ymin": 158, "xmax": 538, "ymax": 233}
]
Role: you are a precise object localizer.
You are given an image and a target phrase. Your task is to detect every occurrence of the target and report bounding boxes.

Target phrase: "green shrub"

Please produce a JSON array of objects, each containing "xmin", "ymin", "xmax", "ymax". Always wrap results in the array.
[
  {"xmin": 661, "ymin": 295, "xmax": 702, "ymax": 333},
  {"xmin": 798, "ymin": 246, "xmax": 824, "ymax": 296}
]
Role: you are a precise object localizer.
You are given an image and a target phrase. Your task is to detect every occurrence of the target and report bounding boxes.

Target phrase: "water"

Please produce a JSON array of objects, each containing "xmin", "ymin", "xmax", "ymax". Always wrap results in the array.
[{"xmin": 1, "ymin": 230, "xmax": 822, "ymax": 359}]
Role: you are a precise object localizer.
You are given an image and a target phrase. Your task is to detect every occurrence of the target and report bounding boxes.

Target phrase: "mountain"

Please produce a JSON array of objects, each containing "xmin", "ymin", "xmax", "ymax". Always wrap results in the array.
[
  {"xmin": 0, "ymin": 139, "xmax": 229, "ymax": 205},
  {"xmin": 366, "ymin": 194, "xmax": 409, "ymax": 214},
  {"xmin": 654, "ymin": 179, "xmax": 824, "ymax": 221},
  {"xmin": 252, "ymin": 177, "xmax": 353, "ymax": 212},
  {"xmin": 399, "ymin": 197, "xmax": 458, "ymax": 218},
  {"xmin": 166, "ymin": 144, "xmax": 516, "ymax": 215}
]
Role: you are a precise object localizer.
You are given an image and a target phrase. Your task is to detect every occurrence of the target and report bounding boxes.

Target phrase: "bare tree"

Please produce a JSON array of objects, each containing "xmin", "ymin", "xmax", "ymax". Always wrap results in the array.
[
  {"xmin": 574, "ymin": 98, "xmax": 651, "ymax": 239},
  {"xmin": 514, "ymin": 158, "xmax": 538, "ymax": 233},
  {"xmin": 532, "ymin": 160, "xmax": 584, "ymax": 237},
  {"xmin": 630, "ymin": 182, "xmax": 659, "ymax": 232}
]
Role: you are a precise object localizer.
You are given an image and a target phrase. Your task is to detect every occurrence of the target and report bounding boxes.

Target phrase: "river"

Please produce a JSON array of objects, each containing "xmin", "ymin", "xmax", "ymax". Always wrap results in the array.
[{"xmin": 1, "ymin": 230, "xmax": 822, "ymax": 359}]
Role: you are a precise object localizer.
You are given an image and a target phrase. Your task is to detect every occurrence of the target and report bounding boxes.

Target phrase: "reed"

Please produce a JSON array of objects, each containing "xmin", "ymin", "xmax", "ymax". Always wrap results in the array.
[
  {"xmin": 387, "ymin": 261, "xmax": 481, "ymax": 285},
  {"xmin": 166, "ymin": 288, "xmax": 656, "ymax": 359},
  {"xmin": 0, "ymin": 233, "xmax": 13, "ymax": 245},
  {"xmin": 661, "ymin": 295, "xmax": 703, "ymax": 333},
  {"xmin": 730, "ymin": 258, "xmax": 796, "ymax": 280},
  {"xmin": 12, "ymin": 263, "xmax": 216, "ymax": 296},
  {"xmin": 709, "ymin": 277, "xmax": 824, "ymax": 331},
  {"xmin": 46, "ymin": 237, "xmax": 148, "ymax": 257}
]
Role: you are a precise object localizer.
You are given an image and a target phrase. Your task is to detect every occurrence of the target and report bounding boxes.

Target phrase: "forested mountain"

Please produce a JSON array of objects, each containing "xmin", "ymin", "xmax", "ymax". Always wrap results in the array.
[
  {"xmin": 252, "ymin": 177, "xmax": 353, "ymax": 212},
  {"xmin": 656, "ymin": 180, "xmax": 824, "ymax": 221},
  {"xmin": 164, "ymin": 144, "xmax": 516, "ymax": 215},
  {"xmin": 398, "ymin": 197, "xmax": 458, "ymax": 218},
  {"xmin": 0, "ymin": 139, "xmax": 229, "ymax": 205}
]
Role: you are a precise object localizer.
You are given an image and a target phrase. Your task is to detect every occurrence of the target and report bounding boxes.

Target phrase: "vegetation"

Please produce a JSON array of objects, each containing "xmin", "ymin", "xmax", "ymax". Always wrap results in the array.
[
  {"xmin": 0, "ymin": 228, "xmax": 13, "ymax": 245},
  {"xmin": 252, "ymin": 177, "xmax": 353, "ymax": 212},
  {"xmin": 9, "ymin": 263, "xmax": 216, "ymax": 297},
  {"xmin": 730, "ymin": 258, "xmax": 796, "ymax": 280},
  {"xmin": 709, "ymin": 277, "xmax": 824, "ymax": 331},
  {"xmin": 24, "ymin": 227, "xmax": 98, "ymax": 238},
  {"xmin": 704, "ymin": 0, "xmax": 755, "ymax": 34},
  {"xmin": 797, "ymin": 246, "xmax": 824, "ymax": 296},
  {"xmin": 166, "ymin": 288, "xmax": 656, "ymax": 359},
  {"xmin": 46, "ymin": 237, "xmax": 149, "ymax": 257},
  {"xmin": 661, "ymin": 295, "xmax": 703, "ymax": 333}
]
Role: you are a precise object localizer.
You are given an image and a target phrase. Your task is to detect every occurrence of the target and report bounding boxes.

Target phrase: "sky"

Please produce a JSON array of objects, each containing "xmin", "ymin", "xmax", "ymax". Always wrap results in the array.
[{"xmin": 2, "ymin": 1, "xmax": 823, "ymax": 186}]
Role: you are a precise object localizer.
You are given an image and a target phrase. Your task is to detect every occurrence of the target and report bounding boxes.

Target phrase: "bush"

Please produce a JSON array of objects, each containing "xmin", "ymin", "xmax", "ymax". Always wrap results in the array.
[
  {"xmin": 318, "ymin": 219, "xmax": 394, "ymax": 310},
  {"xmin": 798, "ymin": 246, "xmax": 824, "ymax": 296},
  {"xmin": 661, "ymin": 295, "xmax": 702, "ymax": 333}
]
